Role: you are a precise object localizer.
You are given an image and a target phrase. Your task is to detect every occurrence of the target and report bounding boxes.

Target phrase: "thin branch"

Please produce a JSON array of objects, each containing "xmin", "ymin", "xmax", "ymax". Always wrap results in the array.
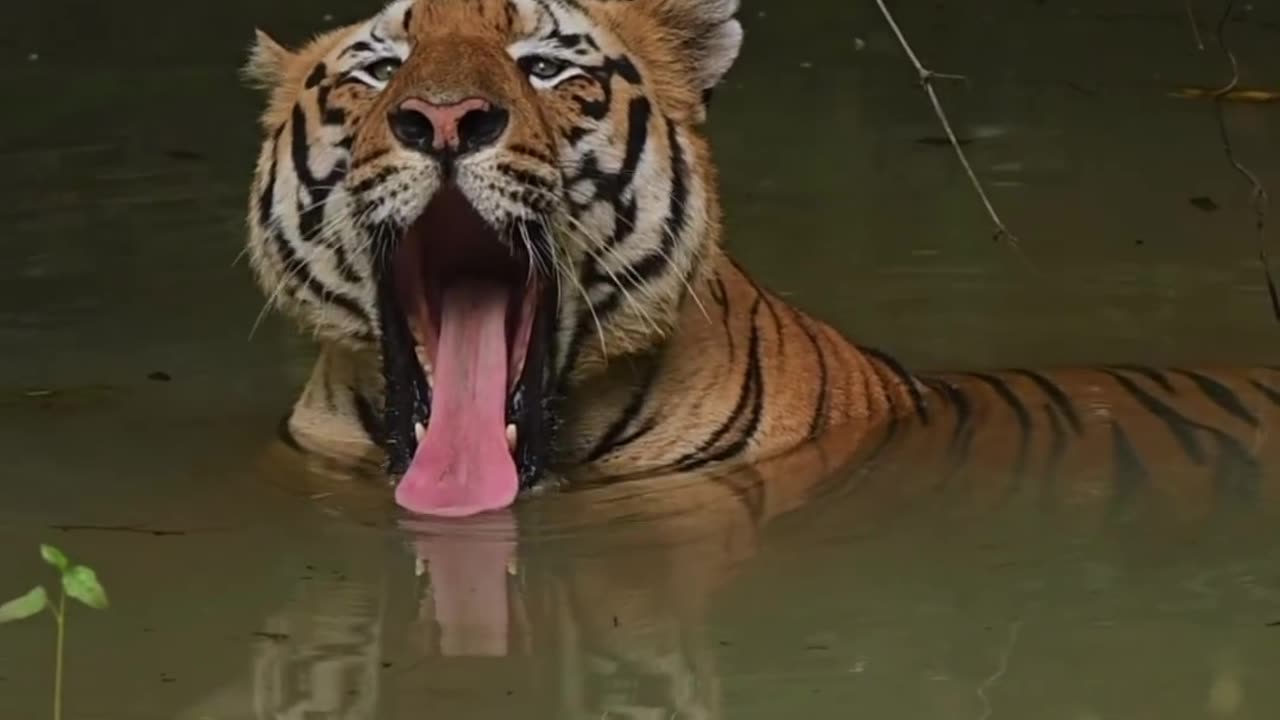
[
  {"xmin": 1209, "ymin": 0, "xmax": 1276, "ymax": 321},
  {"xmin": 1186, "ymin": 0, "xmax": 1205, "ymax": 50},
  {"xmin": 873, "ymin": 0, "xmax": 1020, "ymax": 248}
]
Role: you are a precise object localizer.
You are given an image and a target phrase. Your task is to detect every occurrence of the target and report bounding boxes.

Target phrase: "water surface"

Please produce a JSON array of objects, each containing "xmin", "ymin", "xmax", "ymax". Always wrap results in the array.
[{"xmin": 3, "ymin": 0, "xmax": 1280, "ymax": 717}]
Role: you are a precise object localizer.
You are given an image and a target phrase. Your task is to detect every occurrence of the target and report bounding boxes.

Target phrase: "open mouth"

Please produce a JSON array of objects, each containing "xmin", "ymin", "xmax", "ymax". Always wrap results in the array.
[{"xmin": 377, "ymin": 186, "xmax": 557, "ymax": 517}]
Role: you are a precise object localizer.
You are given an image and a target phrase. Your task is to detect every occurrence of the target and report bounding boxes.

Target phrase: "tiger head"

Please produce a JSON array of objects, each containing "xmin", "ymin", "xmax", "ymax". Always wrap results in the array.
[{"xmin": 245, "ymin": 0, "xmax": 743, "ymax": 515}]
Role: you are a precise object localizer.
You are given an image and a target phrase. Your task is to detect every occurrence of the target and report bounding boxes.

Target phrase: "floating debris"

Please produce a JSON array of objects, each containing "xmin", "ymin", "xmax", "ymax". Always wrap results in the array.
[
  {"xmin": 1189, "ymin": 196, "xmax": 1220, "ymax": 212},
  {"xmin": 1169, "ymin": 87, "xmax": 1280, "ymax": 102}
]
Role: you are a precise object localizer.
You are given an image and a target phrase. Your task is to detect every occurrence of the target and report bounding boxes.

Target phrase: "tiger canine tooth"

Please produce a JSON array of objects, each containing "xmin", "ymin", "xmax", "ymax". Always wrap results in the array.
[
  {"xmin": 415, "ymin": 557, "xmax": 425, "ymax": 577},
  {"xmin": 506, "ymin": 424, "xmax": 517, "ymax": 452},
  {"xmin": 415, "ymin": 422, "xmax": 425, "ymax": 442}
]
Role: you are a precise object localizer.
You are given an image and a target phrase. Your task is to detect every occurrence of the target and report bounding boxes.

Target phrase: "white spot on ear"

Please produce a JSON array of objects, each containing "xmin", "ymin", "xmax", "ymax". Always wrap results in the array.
[
  {"xmin": 643, "ymin": 0, "xmax": 744, "ymax": 92},
  {"xmin": 694, "ymin": 18, "xmax": 743, "ymax": 91}
]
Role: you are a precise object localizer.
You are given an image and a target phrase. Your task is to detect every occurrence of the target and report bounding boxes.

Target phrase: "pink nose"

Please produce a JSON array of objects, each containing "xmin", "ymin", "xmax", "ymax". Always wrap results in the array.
[{"xmin": 389, "ymin": 97, "xmax": 509, "ymax": 155}]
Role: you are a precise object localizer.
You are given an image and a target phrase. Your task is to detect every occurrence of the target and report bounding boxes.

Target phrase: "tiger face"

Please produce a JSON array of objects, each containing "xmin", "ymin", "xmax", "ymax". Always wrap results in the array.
[{"xmin": 245, "ymin": 0, "xmax": 743, "ymax": 516}]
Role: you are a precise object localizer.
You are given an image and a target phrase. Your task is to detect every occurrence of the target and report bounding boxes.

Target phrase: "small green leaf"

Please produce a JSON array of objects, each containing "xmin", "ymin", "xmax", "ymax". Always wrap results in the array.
[
  {"xmin": 40, "ymin": 544, "xmax": 69, "ymax": 571},
  {"xmin": 0, "ymin": 586, "xmax": 49, "ymax": 623},
  {"xmin": 62, "ymin": 566, "xmax": 108, "ymax": 610}
]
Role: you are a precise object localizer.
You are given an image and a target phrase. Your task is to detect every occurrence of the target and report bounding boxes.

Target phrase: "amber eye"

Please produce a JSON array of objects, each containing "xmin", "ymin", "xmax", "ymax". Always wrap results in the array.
[
  {"xmin": 523, "ymin": 56, "xmax": 567, "ymax": 81},
  {"xmin": 365, "ymin": 58, "xmax": 402, "ymax": 83}
]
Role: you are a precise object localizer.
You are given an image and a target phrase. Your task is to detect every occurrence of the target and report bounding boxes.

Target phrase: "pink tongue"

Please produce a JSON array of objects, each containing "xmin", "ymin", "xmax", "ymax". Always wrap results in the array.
[{"xmin": 395, "ymin": 283, "xmax": 519, "ymax": 517}]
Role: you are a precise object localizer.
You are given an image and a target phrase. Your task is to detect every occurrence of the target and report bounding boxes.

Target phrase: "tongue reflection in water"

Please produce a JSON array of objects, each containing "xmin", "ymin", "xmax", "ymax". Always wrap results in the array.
[
  {"xmin": 406, "ymin": 513, "xmax": 519, "ymax": 657},
  {"xmin": 395, "ymin": 282, "xmax": 520, "ymax": 517}
]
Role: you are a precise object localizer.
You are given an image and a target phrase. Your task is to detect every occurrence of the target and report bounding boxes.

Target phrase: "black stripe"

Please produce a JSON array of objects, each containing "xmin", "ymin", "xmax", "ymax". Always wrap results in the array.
[
  {"xmin": 330, "ymin": 244, "xmax": 364, "ymax": 286},
  {"xmin": 352, "ymin": 389, "xmax": 384, "ymax": 445},
  {"xmin": 497, "ymin": 163, "xmax": 558, "ymax": 192},
  {"xmin": 339, "ymin": 41, "xmax": 373, "ymax": 58},
  {"xmin": 572, "ymin": 101, "xmax": 650, "ymax": 290},
  {"xmin": 1251, "ymin": 378, "xmax": 1280, "ymax": 406},
  {"xmin": 349, "ymin": 167, "xmax": 397, "ymax": 196},
  {"xmin": 535, "ymin": 0, "xmax": 561, "ymax": 34},
  {"xmin": 710, "ymin": 274, "xmax": 734, "ymax": 360},
  {"xmin": 316, "ymin": 82, "xmax": 347, "ymax": 126},
  {"xmin": 708, "ymin": 275, "xmax": 728, "ymax": 308},
  {"xmin": 964, "ymin": 372, "xmax": 1033, "ymax": 477},
  {"xmin": 584, "ymin": 356, "xmax": 662, "ymax": 462},
  {"xmin": 859, "ymin": 345, "xmax": 929, "ymax": 424},
  {"xmin": 1106, "ymin": 420, "xmax": 1147, "ymax": 524},
  {"xmin": 609, "ymin": 418, "xmax": 657, "ymax": 452},
  {"xmin": 509, "ymin": 143, "xmax": 556, "ymax": 165},
  {"xmin": 1110, "ymin": 368, "xmax": 1259, "ymax": 500},
  {"xmin": 1011, "ymin": 369, "xmax": 1084, "ymax": 435},
  {"xmin": 759, "ymin": 289, "xmax": 784, "ymax": 358},
  {"xmin": 673, "ymin": 297, "xmax": 764, "ymax": 470},
  {"xmin": 688, "ymin": 347, "xmax": 766, "ymax": 468},
  {"xmin": 1171, "ymin": 369, "xmax": 1259, "ymax": 427},
  {"xmin": 614, "ymin": 97, "xmax": 649, "ymax": 202},
  {"xmin": 1102, "ymin": 369, "xmax": 1206, "ymax": 464},
  {"xmin": 1109, "ymin": 364, "xmax": 1176, "ymax": 393},
  {"xmin": 290, "ymin": 104, "xmax": 338, "ymax": 242},
  {"xmin": 616, "ymin": 118, "xmax": 687, "ymax": 285},
  {"xmin": 794, "ymin": 312, "xmax": 830, "ymax": 437},
  {"xmin": 304, "ymin": 63, "xmax": 327, "ymax": 89},
  {"xmin": 269, "ymin": 228, "xmax": 371, "ymax": 324},
  {"xmin": 596, "ymin": 97, "xmax": 649, "ymax": 252},
  {"xmin": 922, "ymin": 377, "xmax": 974, "ymax": 462}
]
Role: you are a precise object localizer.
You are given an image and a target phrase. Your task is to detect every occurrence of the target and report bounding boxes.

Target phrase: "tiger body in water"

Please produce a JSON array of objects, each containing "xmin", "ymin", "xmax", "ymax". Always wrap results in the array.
[{"xmin": 243, "ymin": 0, "xmax": 1280, "ymax": 519}]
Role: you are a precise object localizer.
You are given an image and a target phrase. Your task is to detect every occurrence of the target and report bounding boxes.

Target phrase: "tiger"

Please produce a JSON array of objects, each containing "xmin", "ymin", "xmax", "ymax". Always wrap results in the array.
[{"xmin": 243, "ymin": 0, "xmax": 1280, "ymax": 522}]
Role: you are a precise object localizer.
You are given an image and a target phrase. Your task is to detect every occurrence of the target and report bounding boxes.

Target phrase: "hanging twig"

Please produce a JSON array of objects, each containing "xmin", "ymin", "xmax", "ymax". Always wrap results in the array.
[
  {"xmin": 1208, "ymin": 0, "xmax": 1276, "ymax": 321},
  {"xmin": 1185, "ymin": 0, "xmax": 1205, "ymax": 51},
  {"xmin": 873, "ymin": 0, "xmax": 1020, "ymax": 248}
]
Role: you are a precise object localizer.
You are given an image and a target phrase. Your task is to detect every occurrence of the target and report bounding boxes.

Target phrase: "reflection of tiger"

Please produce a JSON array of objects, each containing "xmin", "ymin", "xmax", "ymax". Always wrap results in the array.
[
  {"xmin": 185, "ymin": 425, "xmax": 1276, "ymax": 719},
  {"xmin": 244, "ymin": 0, "xmax": 1280, "ymax": 519}
]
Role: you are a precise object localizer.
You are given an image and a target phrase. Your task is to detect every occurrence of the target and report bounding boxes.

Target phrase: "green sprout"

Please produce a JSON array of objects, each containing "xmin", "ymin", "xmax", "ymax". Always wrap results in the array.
[{"xmin": 0, "ymin": 544, "xmax": 110, "ymax": 720}]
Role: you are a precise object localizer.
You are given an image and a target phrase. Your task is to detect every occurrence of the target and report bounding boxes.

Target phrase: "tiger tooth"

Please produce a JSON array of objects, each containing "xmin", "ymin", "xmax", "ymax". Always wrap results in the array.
[
  {"xmin": 415, "ymin": 557, "xmax": 425, "ymax": 577},
  {"xmin": 415, "ymin": 422, "xmax": 425, "ymax": 442},
  {"xmin": 415, "ymin": 347, "xmax": 433, "ymax": 385},
  {"xmin": 506, "ymin": 424, "xmax": 518, "ymax": 453}
]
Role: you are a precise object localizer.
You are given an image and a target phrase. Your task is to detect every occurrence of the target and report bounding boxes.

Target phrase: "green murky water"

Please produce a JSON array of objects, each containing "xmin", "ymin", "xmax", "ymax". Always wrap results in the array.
[{"xmin": 3, "ymin": 0, "xmax": 1280, "ymax": 717}]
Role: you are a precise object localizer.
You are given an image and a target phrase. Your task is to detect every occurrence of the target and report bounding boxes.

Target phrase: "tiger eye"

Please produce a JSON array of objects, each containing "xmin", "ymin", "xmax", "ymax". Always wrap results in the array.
[
  {"xmin": 366, "ymin": 58, "xmax": 402, "ymax": 82},
  {"xmin": 526, "ymin": 57, "xmax": 566, "ymax": 80}
]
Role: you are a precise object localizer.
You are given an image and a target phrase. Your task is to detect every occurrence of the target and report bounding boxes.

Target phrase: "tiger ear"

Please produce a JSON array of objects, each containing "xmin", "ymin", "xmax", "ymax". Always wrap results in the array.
[
  {"xmin": 242, "ymin": 29, "xmax": 291, "ymax": 89},
  {"xmin": 650, "ymin": 0, "xmax": 744, "ymax": 94}
]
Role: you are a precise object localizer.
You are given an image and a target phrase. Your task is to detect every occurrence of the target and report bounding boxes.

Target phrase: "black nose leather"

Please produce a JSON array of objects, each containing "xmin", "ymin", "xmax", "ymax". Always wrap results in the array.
[{"xmin": 388, "ymin": 97, "xmax": 509, "ymax": 156}]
